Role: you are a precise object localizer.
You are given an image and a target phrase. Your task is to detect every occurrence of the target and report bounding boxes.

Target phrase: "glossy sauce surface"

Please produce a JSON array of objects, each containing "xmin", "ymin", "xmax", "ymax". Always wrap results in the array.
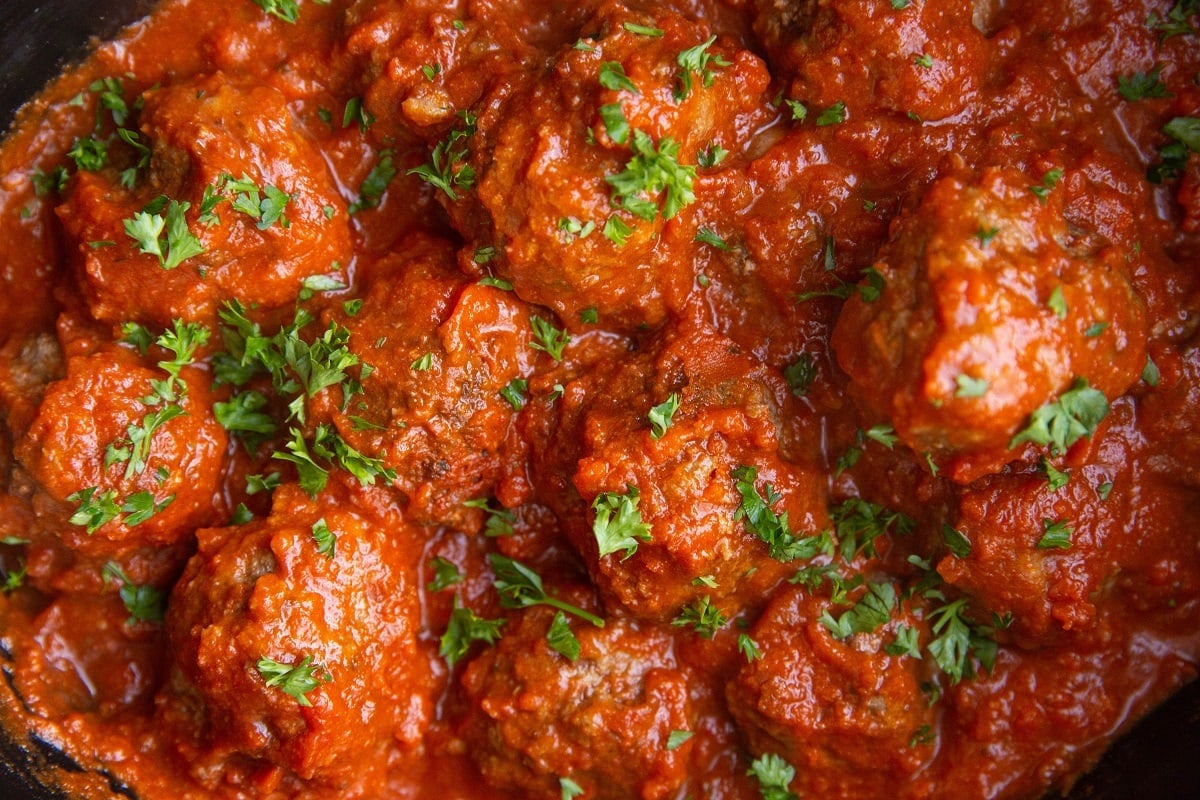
[{"xmin": 0, "ymin": 1, "xmax": 1198, "ymax": 799}]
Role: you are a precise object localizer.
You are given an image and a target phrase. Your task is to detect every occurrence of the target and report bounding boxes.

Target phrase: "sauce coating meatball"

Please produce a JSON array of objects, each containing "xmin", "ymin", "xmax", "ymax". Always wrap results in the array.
[
  {"xmin": 159, "ymin": 484, "xmax": 432, "ymax": 795},
  {"xmin": 460, "ymin": 607, "xmax": 692, "ymax": 799}
]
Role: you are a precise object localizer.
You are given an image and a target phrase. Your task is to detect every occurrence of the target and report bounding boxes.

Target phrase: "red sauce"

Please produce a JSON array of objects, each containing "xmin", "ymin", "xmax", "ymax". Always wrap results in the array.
[{"xmin": 0, "ymin": 1, "xmax": 1198, "ymax": 798}]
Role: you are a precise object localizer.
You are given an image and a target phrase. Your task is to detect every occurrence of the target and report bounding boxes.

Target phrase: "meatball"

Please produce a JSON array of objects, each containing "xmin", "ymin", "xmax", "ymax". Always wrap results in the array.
[
  {"xmin": 14, "ymin": 344, "xmax": 227, "ymax": 557},
  {"xmin": 832, "ymin": 165, "xmax": 1148, "ymax": 457},
  {"xmin": 460, "ymin": 606, "xmax": 692, "ymax": 799},
  {"xmin": 345, "ymin": 0, "xmax": 602, "ymax": 136},
  {"xmin": 728, "ymin": 585, "xmax": 935, "ymax": 798},
  {"xmin": 57, "ymin": 73, "xmax": 352, "ymax": 328},
  {"xmin": 326, "ymin": 236, "xmax": 534, "ymax": 527},
  {"xmin": 159, "ymin": 483, "xmax": 431, "ymax": 794},
  {"xmin": 938, "ymin": 397, "xmax": 1169, "ymax": 643},
  {"xmin": 525, "ymin": 318, "xmax": 828, "ymax": 620},
  {"xmin": 461, "ymin": 2, "xmax": 774, "ymax": 329},
  {"xmin": 752, "ymin": 0, "xmax": 991, "ymax": 122}
]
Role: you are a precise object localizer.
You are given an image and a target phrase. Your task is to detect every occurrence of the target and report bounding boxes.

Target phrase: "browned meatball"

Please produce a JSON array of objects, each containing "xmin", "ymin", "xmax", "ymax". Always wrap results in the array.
[
  {"xmin": 460, "ymin": 606, "xmax": 692, "ymax": 799},
  {"xmin": 727, "ymin": 585, "xmax": 935, "ymax": 798},
  {"xmin": 525, "ymin": 317, "xmax": 828, "ymax": 621},
  {"xmin": 57, "ymin": 73, "xmax": 352, "ymax": 328},
  {"xmin": 345, "ymin": 0, "xmax": 603, "ymax": 137},
  {"xmin": 158, "ymin": 483, "xmax": 432, "ymax": 795},
  {"xmin": 15, "ymin": 344, "xmax": 227, "ymax": 560},
  {"xmin": 832, "ymin": 165, "xmax": 1148, "ymax": 458},
  {"xmin": 459, "ymin": 1, "xmax": 774, "ymax": 329},
  {"xmin": 752, "ymin": 0, "xmax": 991, "ymax": 122},
  {"xmin": 323, "ymin": 235, "xmax": 534, "ymax": 527},
  {"xmin": 938, "ymin": 398, "xmax": 1156, "ymax": 644}
]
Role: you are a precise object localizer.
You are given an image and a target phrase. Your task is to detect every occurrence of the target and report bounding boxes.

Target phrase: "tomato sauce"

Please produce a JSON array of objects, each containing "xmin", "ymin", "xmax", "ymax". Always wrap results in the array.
[{"xmin": 0, "ymin": 1, "xmax": 1198, "ymax": 798}]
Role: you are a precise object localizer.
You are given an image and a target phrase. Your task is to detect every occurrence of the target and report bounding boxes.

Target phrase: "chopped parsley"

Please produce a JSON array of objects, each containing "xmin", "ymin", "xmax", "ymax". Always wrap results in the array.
[
  {"xmin": 440, "ymin": 598, "xmax": 505, "ymax": 667},
  {"xmin": 666, "ymin": 729, "xmax": 694, "ymax": 750},
  {"xmin": 255, "ymin": 655, "xmax": 331, "ymax": 706},
  {"xmin": 350, "ymin": 149, "xmax": 398, "ymax": 213},
  {"xmin": 830, "ymin": 497, "xmax": 914, "ymax": 561},
  {"xmin": 606, "ymin": 130, "xmax": 697, "ymax": 221},
  {"xmin": 1149, "ymin": 116, "xmax": 1200, "ymax": 183},
  {"xmin": 250, "ymin": 0, "xmax": 299, "ymax": 23},
  {"xmin": 738, "ymin": 633, "xmax": 762, "ymax": 662},
  {"xmin": 648, "ymin": 393, "xmax": 680, "ymax": 438},
  {"xmin": 1037, "ymin": 518, "xmax": 1073, "ymax": 550},
  {"xmin": 530, "ymin": 316, "xmax": 570, "ymax": 360},
  {"xmin": 603, "ymin": 215, "xmax": 634, "ymax": 246},
  {"xmin": 954, "ymin": 373, "xmax": 990, "ymax": 398},
  {"xmin": 546, "ymin": 611, "xmax": 581, "ymax": 660},
  {"xmin": 747, "ymin": 753, "xmax": 798, "ymax": 800},
  {"xmin": 311, "ymin": 518, "xmax": 337, "ymax": 559},
  {"xmin": 942, "ymin": 524, "xmax": 972, "ymax": 558},
  {"xmin": 598, "ymin": 62, "xmax": 638, "ymax": 94},
  {"xmin": 463, "ymin": 497, "xmax": 516, "ymax": 537},
  {"xmin": 695, "ymin": 227, "xmax": 732, "ymax": 250},
  {"xmin": 783, "ymin": 354, "xmax": 816, "ymax": 396},
  {"xmin": 68, "ymin": 136, "xmax": 108, "ymax": 171},
  {"xmin": 1009, "ymin": 378, "xmax": 1109, "ymax": 454},
  {"xmin": 732, "ymin": 465, "xmax": 833, "ymax": 562},
  {"xmin": 408, "ymin": 113, "xmax": 478, "ymax": 201},
  {"xmin": 818, "ymin": 581, "xmax": 897, "ymax": 639},
  {"xmin": 488, "ymin": 553, "xmax": 605, "ymax": 627},
  {"xmin": 500, "ymin": 378, "xmax": 528, "ymax": 410},
  {"xmin": 427, "ymin": 556, "xmax": 463, "ymax": 592},
  {"xmin": 672, "ymin": 595, "xmax": 728, "ymax": 638},
  {"xmin": 815, "ymin": 100, "xmax": 847, "ymax": 126},
  {"xmin": 697, "ymin": 141, "xmax": 728, "ymax": 168},
  {"xmin": 342, "ymin": 96, "xmax": 375, "ymax": 132},
  {"xmin": 675, "ymin": 36, "xmax": 731, "ymax": 100},
  {"xmin": 102, "ymin": 562, "xmax": 165, "ymax": 624},
  {"xmin": 1118, "ymin": 66, "xmax": 1171, "ymax": 100},
  {"xmin": 599, "ymin": 102, "xmax": 630, "ymax": 145},
  {"xmin": 1029, "ymin": 167, "xmax": 1065, "ymax": 202},
  {"xmin": 591, "ymin": 486, "xmax": 652, "ymax": 559},
  {"xmin": 123, "ymin": 197, "xmax": 205, "ymax": 270}
]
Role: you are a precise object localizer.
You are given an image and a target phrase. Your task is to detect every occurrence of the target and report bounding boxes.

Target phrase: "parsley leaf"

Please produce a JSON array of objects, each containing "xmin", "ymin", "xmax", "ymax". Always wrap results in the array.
[
  {"xmin": 408, "ymin": 112, "xmax": 477, "ymax": 201},
  {"xmin": 592, "ymin": 486, "xmax": 652, "ymax": 559},
  {"xmin": 1037, "ymin": 518, "xmax": 1073, "ymax": 550},
  {"xmin": 818, "ymin": 581, "xmax": 897, "ymax": 639},
  {"xmin": 1118, "ymin": 66, "xmax": 1171, "ymax": 101},
  {"xmin": 427, "ymin": 556, "xmax": 462, "ymax": 591},
  {"xmin": 732, "ymin": 465, "xmax": 832, "ymax": 561},
  {"xmin": 123, "ymin": 198, "xmax": 204, "ymax": 270},
  {"xmin": 440, "ymin": 598, "xmax": 505, "ymax": 667},
  {"xmin": 830, "ymin": 497, "xmax": 914, "ymax": 561},
  {"xmin": 351, "ymin": 149, "xmax": 398, "ymax": 212},
  {"xmin": 738, "ymin": 633, "xmax": 762, "ymax": 662},
  {"xmin": 648, "ymin": 393, "xmax": 680, "ymax": 438},
  {"xmin": 671, "ymin": 595, "xmax": 727, "ymax": 638},
  {"xmin": 599, "ymin": 62, "xmax": 638, "ymax": 93},
  {"xmin": 311, "ymin": 518, "xmax": 337, "ymax": 558},
  {"xmin": 530, "ymin": 315, "xmax": 570, "ymax": 360},
  {"xmin": 66, "ymin": 487, "xmax": 120, "ymax": 533},
  {"xmin": 255, "ymin": 655, "xmax": 331, "ymax": 706},
  {"xmin": 941, "ymin": 524, "xmax": 972, "ymax": 558},
  {"xmin": 463, "ymin": 497, "xmax": 516, "ymax": 537},
  {"xmin": 675, "ymin": 36, "xmax": 731, "ymax": 100},
  {"xmin": 102, "ymin": 561, "xmax": 165, "ymax": 624},
  {"xmin": 666, "ymin": 729, "xmax": 694, "ymax": 750},
  {"xmin": 1009, "ymin": 378, "xmax": 1109, "ymax": 454},
  {"xmin": 747, "ymin": 753, "xmax": 798, "ymax": 800},
  {"xmin": 606, "ymin": 129, "xmax": 697, "ymax": 221},
  {"xmin": 489, "ymin": 554, "xmax": 605, "ymax": 627},
  {"xmin": 546, "ymin": 610, "xmax": 581, "ymax": 660}
]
